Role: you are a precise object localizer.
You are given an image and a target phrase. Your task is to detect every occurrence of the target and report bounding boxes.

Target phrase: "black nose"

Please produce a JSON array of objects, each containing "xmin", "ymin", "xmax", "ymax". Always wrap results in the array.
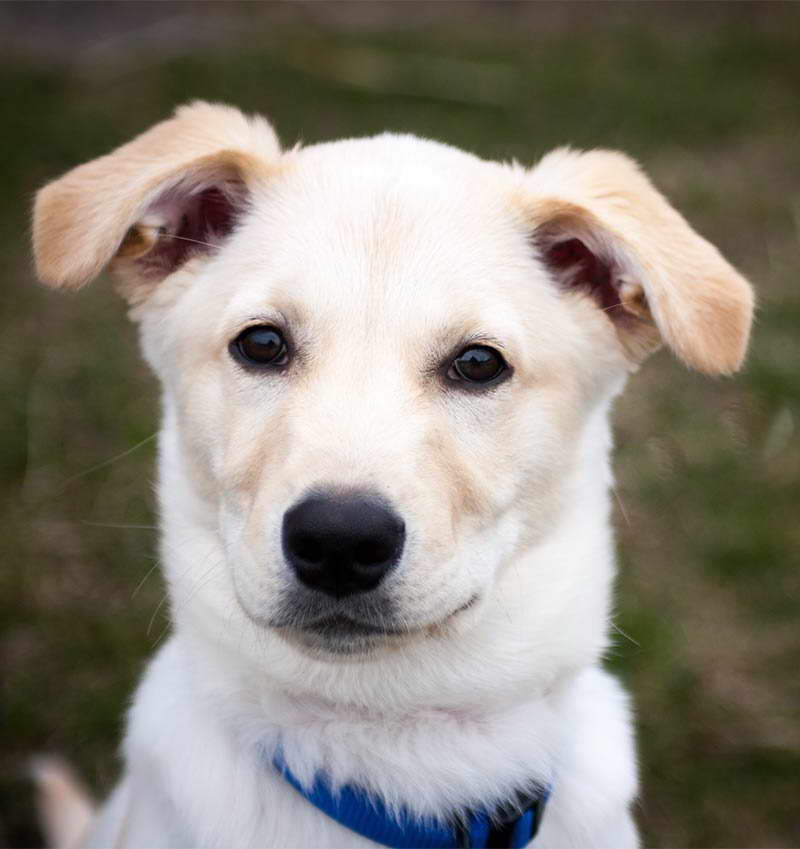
[{"xmin": 282, "ymin": 492, "xmax": 405, "ymax": 598}]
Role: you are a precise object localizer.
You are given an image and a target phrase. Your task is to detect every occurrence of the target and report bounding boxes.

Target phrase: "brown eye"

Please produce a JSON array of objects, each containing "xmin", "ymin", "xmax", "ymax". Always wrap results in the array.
[
  {"xmin": 231, "ymin": 325, "xmax": 289, "ymax": 366},
  {"xmin": 449, "ymin": 345, "xmax": 507, "ymax": 384}
]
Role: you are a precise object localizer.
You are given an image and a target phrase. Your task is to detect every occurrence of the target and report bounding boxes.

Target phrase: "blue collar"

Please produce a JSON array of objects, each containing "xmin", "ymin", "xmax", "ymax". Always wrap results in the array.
[{"xmin": 273, "ymin": 752, "xmax": 549, "ymax": 849}]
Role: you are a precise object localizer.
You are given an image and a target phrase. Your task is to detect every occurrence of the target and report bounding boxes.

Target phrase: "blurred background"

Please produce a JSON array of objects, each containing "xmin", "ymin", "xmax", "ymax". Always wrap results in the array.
[{"xmin": 1, "ymin": 2, "xmax": 798, "ymax": 846}]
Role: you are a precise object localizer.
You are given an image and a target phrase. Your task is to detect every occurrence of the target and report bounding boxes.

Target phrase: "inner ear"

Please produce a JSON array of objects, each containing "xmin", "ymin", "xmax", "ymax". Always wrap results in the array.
[
  {"xmin": 115, "ymin": 168, "xmax": 248, "ymax": 284},
  {"xmin": 535, "ymin": 216, "xmax": 661, "ymax": 363},
  {"xmin": 543, "ymin": 236, "xmax": 623, "ymax": 316},
  {"xmin": 537, "ymin": 221, "xmax": 656, "ymax": 332}
]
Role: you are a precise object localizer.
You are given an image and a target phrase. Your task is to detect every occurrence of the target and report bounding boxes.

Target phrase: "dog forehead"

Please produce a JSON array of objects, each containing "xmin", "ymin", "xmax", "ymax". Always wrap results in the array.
[
  {"xmin": 222, "ymin": 134, "xmax": 549, "ymax": 323},
  {"xmin": 274, "ymin": 133, "xmax": 518, "ymax": 244},
  {"xmin": 289, "ymin": 131, "xmax": 500, "ymax": 188}
]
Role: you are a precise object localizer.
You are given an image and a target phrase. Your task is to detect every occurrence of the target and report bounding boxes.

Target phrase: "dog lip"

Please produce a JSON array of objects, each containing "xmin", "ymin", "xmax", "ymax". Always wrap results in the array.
[
  {"xmin": 451, "ymin": 594, "xmax": 479, "ymax": 616},
  {"xmin": 301, "ymin": 614, "xmax": 406, "ymax": 636},
  {"xmin": 287, "ymin": 594, "xmax": 480, "ymax": 638}
]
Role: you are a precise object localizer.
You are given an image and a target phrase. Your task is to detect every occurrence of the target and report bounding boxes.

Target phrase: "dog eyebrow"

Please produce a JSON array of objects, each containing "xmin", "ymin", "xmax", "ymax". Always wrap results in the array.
[
  {"xmin": 233, "ymin": 306, "xmax": 293, "ymax": 332},
  {"xmin": 437, "ymin": 329, "xmax": 508, "ymax": 353},
  {"xmin": 459, "ymin": 331, "xmax": 508, "ymax": 351}
]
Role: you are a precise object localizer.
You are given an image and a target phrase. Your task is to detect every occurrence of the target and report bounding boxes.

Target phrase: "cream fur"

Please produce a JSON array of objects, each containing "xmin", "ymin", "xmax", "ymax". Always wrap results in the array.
[{"xmin": 32, "ymin": 102, "xmax": 753, "ymax": 849}]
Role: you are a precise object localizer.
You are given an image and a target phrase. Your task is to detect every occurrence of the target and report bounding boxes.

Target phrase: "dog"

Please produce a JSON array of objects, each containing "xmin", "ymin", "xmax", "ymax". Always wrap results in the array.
[{"xmin": 31, "ymin": 101, "xmax": 753, "ymax": 848}]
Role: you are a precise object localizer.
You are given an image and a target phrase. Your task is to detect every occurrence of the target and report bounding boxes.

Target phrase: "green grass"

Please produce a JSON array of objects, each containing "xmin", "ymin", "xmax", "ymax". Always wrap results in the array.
[{"xmin": 1, "ymin": 5, "xmax": 798, "ymax": 846}]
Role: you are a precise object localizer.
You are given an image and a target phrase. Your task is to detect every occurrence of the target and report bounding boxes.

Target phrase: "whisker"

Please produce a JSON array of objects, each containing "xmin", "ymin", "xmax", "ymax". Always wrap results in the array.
[
  {"xmin": 157, "ymin": 557, "xmax": 226, "ymax": 647},
  {"xmin": 81, "ymin": 520, "xmax": 158, "ymax": 531},
  {"xmin": 155, "ymin": 232, "xmax": 221, "ymax": 250},
  {"xmin": 611, "ymin": 620, "xmax": 641, "ymax": 648},
  {"xmin": 611, "ymin": 485, "xmax": 631, "ymax": 528},
  {"xmin": 131, "ymin": 561, "xmax": 162, "ymax": 600},
  {"xmin": 58, "ymin": 432, "xmax": 157, "ymax": 493},
  {"xmin": 151, "ymin": 620, "xmax": 173, "ymax": 649},
  {"xmin": 180, "ymin": 560, "xmax": 226, "ymax": 607},
  {"xmin": 151, "ymin": 618, "xmax": 172, "ymax": 649},
  {"xmin": 146, "ymin": 593, "xmax": 169, "ymax": 638}
]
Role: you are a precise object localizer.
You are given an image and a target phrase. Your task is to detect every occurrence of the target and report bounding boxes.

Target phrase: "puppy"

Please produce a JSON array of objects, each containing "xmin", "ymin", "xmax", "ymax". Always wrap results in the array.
[{"xmin": 32, "ymin": 102, "xmax": 753, "ymax": 848}]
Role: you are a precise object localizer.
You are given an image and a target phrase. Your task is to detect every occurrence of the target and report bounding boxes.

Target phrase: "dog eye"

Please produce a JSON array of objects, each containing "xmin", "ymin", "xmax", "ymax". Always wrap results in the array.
[
  {"xmin": 231, "ymin": 325, "xmax": 289, "ymax": 367},
  {"xmin": 448, "ymin": 346, "xmax": 507, "ymax": 384}
]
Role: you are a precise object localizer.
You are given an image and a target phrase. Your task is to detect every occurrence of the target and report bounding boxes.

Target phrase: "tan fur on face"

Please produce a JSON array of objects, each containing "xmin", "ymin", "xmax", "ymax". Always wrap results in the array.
[
  {"xmin": 522, "ymin": 149, "xmax": 754, "ymax": 375},
  {"xmin": 33, "ymin": 101, "xmax": 279, "ymax": 292},
  {"xmin": 425, "ymin": 428, "xmax": 490, "ymax": 527}
]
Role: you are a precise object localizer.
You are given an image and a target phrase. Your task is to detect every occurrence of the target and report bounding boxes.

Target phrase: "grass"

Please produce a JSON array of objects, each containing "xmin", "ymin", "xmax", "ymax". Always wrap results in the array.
[{"xmin": 1, "ymin": 4, "xmax": 798, "ymax": 846}]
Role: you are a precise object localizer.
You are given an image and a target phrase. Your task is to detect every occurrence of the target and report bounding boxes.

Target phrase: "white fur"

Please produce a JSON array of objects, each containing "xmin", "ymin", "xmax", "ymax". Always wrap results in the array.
[{"xmin": 32, "ymin": 103, "xmax": 753, "ymax": 849}]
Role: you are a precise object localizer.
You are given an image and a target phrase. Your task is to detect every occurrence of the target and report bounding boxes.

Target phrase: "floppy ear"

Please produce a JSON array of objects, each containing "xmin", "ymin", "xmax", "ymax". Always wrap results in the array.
[
  {"xmin": 33, "ymin": 101, "xmax": 280, "ymax": 299},
  {"xmin": 525, "ymin": 148, "xmax": 754, "ymax": 375}
]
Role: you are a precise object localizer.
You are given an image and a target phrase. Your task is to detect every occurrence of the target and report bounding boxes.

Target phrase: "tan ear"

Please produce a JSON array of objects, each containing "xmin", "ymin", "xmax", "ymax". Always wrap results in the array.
[
  {"xmin": 33, "ymin": 101, "xmax": 280, "ymax": 296},
  {"xmin": 525, "ymin": 148, "xmax": 754, "ymax": 375}
]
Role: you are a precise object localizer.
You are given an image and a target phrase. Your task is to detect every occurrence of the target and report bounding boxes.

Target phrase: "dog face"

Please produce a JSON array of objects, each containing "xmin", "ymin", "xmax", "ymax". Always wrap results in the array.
[
  {"xmin": 34, "ymin": 103, "xmax": 753, "ymax": 666},
  {"xmin": 141, "ymin": 143, "xmax": 602, "ymax": 654}
]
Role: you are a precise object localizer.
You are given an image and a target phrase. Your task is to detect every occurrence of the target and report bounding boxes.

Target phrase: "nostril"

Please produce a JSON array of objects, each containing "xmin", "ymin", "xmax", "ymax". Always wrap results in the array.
[
  {"xmin": 290, "ymin": 535, "xmax": 325, "ymax": 564},
  {"xmin": 353, "ymin": 539, "xmax": 395, "ymax": 567}
]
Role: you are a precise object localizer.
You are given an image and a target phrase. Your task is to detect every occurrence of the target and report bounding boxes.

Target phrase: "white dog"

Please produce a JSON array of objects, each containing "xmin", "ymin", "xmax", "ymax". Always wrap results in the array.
[{"xmin": 32, "ymin": 102, "xmax": 753, "ymax": 849}]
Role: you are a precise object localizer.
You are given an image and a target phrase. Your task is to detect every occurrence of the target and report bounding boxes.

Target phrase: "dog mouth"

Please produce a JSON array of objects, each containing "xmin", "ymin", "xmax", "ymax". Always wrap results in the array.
[
  {"xmin": 268, "ymin": 595, "xmax": 479, "ymax": 655},
  {"xmin": 301, "ymin": 614, "xmax": 407, "ymax": 637}
]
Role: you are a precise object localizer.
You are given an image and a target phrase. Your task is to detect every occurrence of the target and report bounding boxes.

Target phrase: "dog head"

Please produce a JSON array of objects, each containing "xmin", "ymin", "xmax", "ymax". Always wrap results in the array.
[{"xmin": 34, "ymin": 103, "xmax": 752, "ymax": 702}]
